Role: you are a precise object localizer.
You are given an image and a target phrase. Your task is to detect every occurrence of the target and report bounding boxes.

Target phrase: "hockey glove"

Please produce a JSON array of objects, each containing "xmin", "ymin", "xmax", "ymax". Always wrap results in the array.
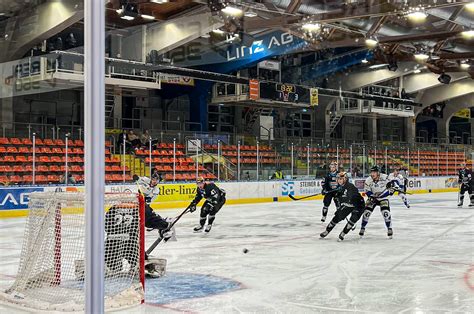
[
  {"xmin": 321, "ymin": 189, "xmax": 327, "ymax": 195},
  {"xmin": 189, "ymin": 202, "xmax": 197, "ymax": 213}
]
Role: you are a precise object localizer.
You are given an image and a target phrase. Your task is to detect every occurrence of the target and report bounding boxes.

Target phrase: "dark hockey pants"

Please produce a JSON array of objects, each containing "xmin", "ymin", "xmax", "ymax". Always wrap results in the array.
[
  {"xmin": 198, "ymin": 196, "xmax": 226, "ymax": 227},
  {"xmin": 325, "ymin": 205, "xmax": 363, "ymax": 236},
  {"xmin": 322, "ymin": 193, "xmax": 339, "ymax": 217}
]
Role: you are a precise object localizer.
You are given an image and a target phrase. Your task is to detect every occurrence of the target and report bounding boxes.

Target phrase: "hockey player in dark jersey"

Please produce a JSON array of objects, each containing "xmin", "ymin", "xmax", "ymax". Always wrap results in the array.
[
  {"xmin": 320, "ymin": 161, "xmax": 339, "ymax": 222},
  {"xmin": 189, "ymin": 177, "xmax": 226, "ymax": 233},
  {"xmin": 320, "ymin": 172, "xmax": 365, "ymax": 241},
  {"xmin": 458, "ymin": 162, "xmax": 473, "ymax": 207}
]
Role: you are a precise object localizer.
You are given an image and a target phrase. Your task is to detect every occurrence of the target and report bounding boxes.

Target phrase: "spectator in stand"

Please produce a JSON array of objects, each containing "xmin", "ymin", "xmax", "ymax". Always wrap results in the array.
[
  {"xmin": 271, "ymin": 168, "xmax": 283, "ymax": 180},
  {"xmin": 140, "ymin": 130, "xmax": 151, "ymax": 146},
  {"xmin": 60, "ymin": 173, "xmax": 76, "ymax": 184},
  {"xmin": 128, "ymin": 130, "xmax": 141, "ymax": 150}
]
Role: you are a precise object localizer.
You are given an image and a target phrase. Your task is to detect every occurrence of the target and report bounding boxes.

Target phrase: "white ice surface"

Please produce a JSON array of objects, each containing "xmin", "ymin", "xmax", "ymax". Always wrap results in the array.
[{"xmin": 0, "ymin": 192, "xmax": 473, "ymax": 313}]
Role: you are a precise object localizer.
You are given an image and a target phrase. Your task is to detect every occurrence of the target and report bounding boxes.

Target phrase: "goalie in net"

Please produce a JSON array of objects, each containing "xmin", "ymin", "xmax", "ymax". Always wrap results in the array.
[{"xmin": 0, "ymin": 192, "xmax": 148, "ymax": 312}]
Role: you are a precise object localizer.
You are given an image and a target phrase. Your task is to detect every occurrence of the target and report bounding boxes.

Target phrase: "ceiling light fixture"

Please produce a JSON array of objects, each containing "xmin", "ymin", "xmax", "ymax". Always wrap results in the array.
[
  {"xmin": 361, "ymin": 59, "xmax": 369, "ymax": 64},
  {"xmin": 413, "ymin": 69, "xmax": 421, "ymax": 74},
  {"xmin": 365, "ymin": 36, "xmax": 378, "ymax": 48},
  {"xmin": 465, "ymin": 2, "xmax": 474, "ymax": 11},
  {"xmin": 151, "ymin": 0, "xmax": 169, "ymax": 3},
  {"xmin": 369, "ymin": 63, "xmax": 388, "ymax": 70},
  {"xmin": 406, "ymin": 7, "xmax": 428, "ymax": 21},
  {"xmin": 414, "ymin": 52, "xmax": 430, "ymax": 61},
  {"xmin": 302, "ymin": 23, "xmax": 321, "ymax": 32},
  {"xmin": 461, "ymin": 29, "xmax": 474, "ymax": 39},
  {"xmin": 244, "ymin": 10, "xmax": 258, "ymax": 18},
  {"xmin": 141, "ymin": 14, "xmax": 155, "ymax": 20},
  {"xmin": 221, "ymin": 5, "xmax": 243, "ymax": 16},
  {"xmin": 460, "ymin": 60, "xmax": 471, "ymax": 70},
  {"xmin": 212, "ymin": 29, "xmax": 225, "ymax": 35}
]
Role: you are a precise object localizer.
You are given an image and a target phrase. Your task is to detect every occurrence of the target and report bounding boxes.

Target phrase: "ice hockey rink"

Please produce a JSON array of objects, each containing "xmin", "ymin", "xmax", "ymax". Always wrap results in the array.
[{"xmin": 0, "ymin": 191, "xmax": 473, "ymax": 313}]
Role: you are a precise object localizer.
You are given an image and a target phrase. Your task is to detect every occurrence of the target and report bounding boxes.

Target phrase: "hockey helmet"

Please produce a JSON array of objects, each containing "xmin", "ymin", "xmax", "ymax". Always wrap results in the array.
[
  {"xmin": 196, "ymin": 176, "xmax": 205, "ymax": 184},
  {"xmin": 370, "ymin": 165, "xmax": 380, "ymax": 173}
]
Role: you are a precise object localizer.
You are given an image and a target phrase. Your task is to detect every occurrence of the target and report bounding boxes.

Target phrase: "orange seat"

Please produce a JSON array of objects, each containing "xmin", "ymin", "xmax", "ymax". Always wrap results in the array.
[
  {"xmin": 39, "ymin": 156, "xmax": 50, "ymax": 163},
  {"xmin": 55, "ymin": 139, "xmax": 65, "ymax": 146},
  {"xmin": 0, "ymin": 147, "xmax": 6, "ymax": 153},
  {"xmin": 10, "ymin": 138, "xmax": 21, "ymax": 145},
  {"xmin": 0, "ymin": 175, "xmax": 9, "ymax": 183},
  {"xmin": 43, "ymin": 139, "xmax": 54, "ymax": 146},
  {"xmin": 18, "ymin": 147, "xmax": 30, "ymax": 154},
  {"xmin": 7, "ymin": 147, "xmax": 18, "ymax": 153},
  {"xmin": 49, "ymin": 165, "xmax": 60, "ymax": 172},
  {"xmin": 22, "ymin": 138, "xmax": 32, "ymax": 145},
  {"xmin": 51, "ymin": 156, "xmax": 62, "ymax": 163},
  {"xmin": 9, "ymin": 175, "xmax": 22, "ymax": 183},
  {"xmin": 4, "ymin": 156, "xmax": 15, "ymax": 162},
  {"xmin": 35, "ymin": 175, "xmax": 48, "ymax": 182},
  {"xmin": 13, "ymin": 165, "xmax": 25, "ymax": 172},
  {"xmin": 52, "ymin": 147, "xmax": 63, "ymax": 154},
  {"xmin": 41, "ymin": 147, "xmax": 52, "ymax": 154},
  {"xmin": 74, "ymin": 140, "xmax": 84, "ymax": 146},
  {"xmin": 0, "ymin": 138, "xmax": 10, "ymax": 145},
  {"xmin": 15, "ymin": 156, "xmax": 27, "ymax": 163},
  {"xmin": 47, "ymin": 175, "xmax": 60, "ymax": 182},
  {"xmin": 22, "ymin": 175, "xmax": 33, "ymax": 183},
  {"xmin": 37, "ymin": 165, "xmax": 49, "ymax": 172}
]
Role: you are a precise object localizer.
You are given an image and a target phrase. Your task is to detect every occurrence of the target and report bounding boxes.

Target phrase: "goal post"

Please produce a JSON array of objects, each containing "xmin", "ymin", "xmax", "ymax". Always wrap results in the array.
[{"xmin": 0, "ymin": 191, "xmax": 145, "ymax": 312}]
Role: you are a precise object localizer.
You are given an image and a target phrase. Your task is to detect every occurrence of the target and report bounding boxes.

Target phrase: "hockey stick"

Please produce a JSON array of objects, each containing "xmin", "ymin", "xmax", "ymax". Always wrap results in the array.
[
  {"xmin": 392, "ymin": 188, "xmax": 413, "ymax": 195},
  {"xmin": 146, "ymin": 205, "xmax": 191, "ymax": 255},
  {"xmin": 289, "ymin": 193, "xmax": 322, "ymax": 201}
]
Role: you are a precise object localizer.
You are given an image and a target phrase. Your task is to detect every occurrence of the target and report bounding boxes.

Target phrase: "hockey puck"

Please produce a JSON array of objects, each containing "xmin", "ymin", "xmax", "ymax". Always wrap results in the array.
[{"xmin": 242, "ymin": 248, "xmax": 249, "ymax": 254}]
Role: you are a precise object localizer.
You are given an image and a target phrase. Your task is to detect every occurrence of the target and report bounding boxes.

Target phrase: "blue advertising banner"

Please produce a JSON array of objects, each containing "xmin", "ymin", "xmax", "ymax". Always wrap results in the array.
[{"xmin": 0, "ymin": 187, "xmax": 44, "ymax": 210}]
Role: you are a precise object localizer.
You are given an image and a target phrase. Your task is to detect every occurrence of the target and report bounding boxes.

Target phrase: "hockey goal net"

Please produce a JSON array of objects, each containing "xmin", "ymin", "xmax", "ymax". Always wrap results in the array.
[{"xmin": 0, "ymin": 191, "xmax": 145, "ymax": 312}]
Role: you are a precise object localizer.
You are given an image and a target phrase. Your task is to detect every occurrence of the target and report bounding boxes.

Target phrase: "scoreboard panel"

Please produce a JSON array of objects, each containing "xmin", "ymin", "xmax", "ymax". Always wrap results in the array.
[{"xmin": 259, "ymin": 82, "xmax": 310, "ymax": 104}]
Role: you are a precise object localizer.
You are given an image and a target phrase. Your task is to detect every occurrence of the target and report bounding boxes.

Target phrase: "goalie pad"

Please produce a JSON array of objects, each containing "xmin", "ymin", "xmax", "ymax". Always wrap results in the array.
[{"xmin": 145, "ymin": 258, "xmax": 167, "ymax": 278}]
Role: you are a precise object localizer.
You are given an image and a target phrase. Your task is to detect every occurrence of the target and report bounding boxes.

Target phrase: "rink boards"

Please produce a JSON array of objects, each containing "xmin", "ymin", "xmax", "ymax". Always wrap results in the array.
[{"xmin": 0, "ymin": 176, "xmax": 459, "ymax": 217}]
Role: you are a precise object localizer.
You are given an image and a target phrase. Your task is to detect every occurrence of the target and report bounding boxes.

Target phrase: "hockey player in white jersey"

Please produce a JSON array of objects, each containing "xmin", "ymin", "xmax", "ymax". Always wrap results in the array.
[
  {"xmin": 359, "ymin": 166, "xmax": 394, "ymax": 238},
  {"xmin": 388, "ymin": 168, "xmax": 410, "ymax": 208}
]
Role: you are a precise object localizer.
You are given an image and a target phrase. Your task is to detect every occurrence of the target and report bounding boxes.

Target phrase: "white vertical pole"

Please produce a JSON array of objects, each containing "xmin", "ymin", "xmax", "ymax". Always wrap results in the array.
[
  {"xmin": 85, "ymin": 0, "xmax": 105, "ymax": 311},
  {"xmin": 291, "ymin": 143, "xmax": 294, "ymax": 179},
  {"xmin": 217, "ymin": 140, "xmax": 221, "ymax": 181},
  {"xmin": 65, "ymin": 133, "xmax": 69, "ymax": 186},
  {"xmin": 349, "ymin": 145, "xmax": 353, "ymax": 175},
  {"xmin": 307, "ymin": 144, "xmax": 310, "ymax": 177},
  {"xmin": 195, "ymin": 141, "xmax": 199, "ymax": 180},
  {"xmin": 362, "ymin": 145, "xmax": 366, "ymax": 177},
  {"xmin": 256, "ymin": 141, "xmax": 259, "ymax": 181},
  {"xmin": 437, "ymin": 149, "xmax": 440, "ymax": 176},
  {"xmin": 417, "ymin": 149, "xmax": 420, "ymax": 177},
  {"xmin": 173, "ymin": 138, "xmax": 176, "ymax": 182},
  {"xmin": 32, "ymin": 133, "xmax": 36, "ymax": 185},
  {"xmin": 446, "ymin": 148, "xmax": 448, "ymax": 176},
  {"xmin": 149, "ymin": 137, "xmax": 152, "ymax": 178},
  {"xmin": 237, "ymin": 141, "xmax": 241, "ymax": 181},
  {"xmin": 336, "ymin": 145, "xmax": 339, "ymax": 166},
  {"xmin": 407, "ymin": 147, "xmax": 410, "ymax": 175},
  {"xmin": 122, "ymin": 134, "xmax": 126, "ymax": 183},
  {"xmin": 374, "ymin": 146, "xmax": 377, "ymax": 168},
  {"xmin": 385, "ymin": 147, "xmax": 388, "ymax": 174}
]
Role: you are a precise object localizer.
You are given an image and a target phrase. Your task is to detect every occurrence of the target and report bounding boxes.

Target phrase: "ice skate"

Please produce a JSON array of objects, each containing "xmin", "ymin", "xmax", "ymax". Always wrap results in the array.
[
  {"xmin": 193, "ymin": 225, "xmax": 204, "ymax": 232},
  {"xmin": 359, "ymin": 228, "xmax": 365, "ymax": 237},
  {"xmin": 321, "ymin": 216, "xmax": 326, "ymax": 222},
  {"xmin": 320, "ymin": 230, "xmax": 329, "ymax": 238},
  {"xmin": 387, "ymin": 228, "xmax": 393, "ymax": 239},
  {"xmin": 205, "ymin": 224, "xmax": 212, "ymax": 233},
  {"xmin": 338, "ymin": 231, "xmax": 345, "ymax": 241}
]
